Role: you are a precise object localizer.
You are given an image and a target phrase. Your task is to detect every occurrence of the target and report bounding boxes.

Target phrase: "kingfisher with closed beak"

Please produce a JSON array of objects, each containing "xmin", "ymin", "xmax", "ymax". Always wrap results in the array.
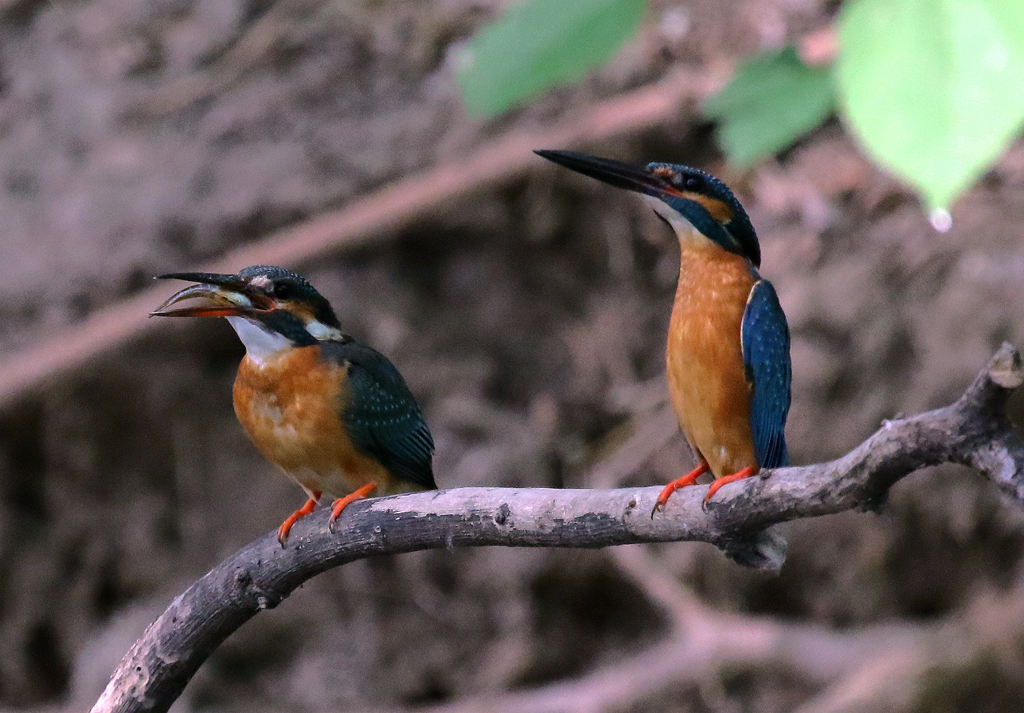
[
  {"xmin": 151, "ymin": 265, "xmax": 436, "ymax": 545},
  {"xmin": 535, "ymin": 151, "xmax": 791, "ymax": 513}
]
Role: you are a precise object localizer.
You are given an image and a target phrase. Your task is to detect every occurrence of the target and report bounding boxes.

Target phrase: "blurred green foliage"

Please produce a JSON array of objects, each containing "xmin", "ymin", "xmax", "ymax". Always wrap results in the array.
[
  {"xmin": 703, "ymin": 48, "xmax": 834, "ymax": 168},
  {"xmin": 836, "ymin": 0, "xmax": 1024, "ymax": 210},
  {"xmin": 456, "ymin": 0, "xmax": 645, "ymax": 117},
  {"xmin": 457, "ymin": 0, "xmax": 1024, "ymax": 212}
]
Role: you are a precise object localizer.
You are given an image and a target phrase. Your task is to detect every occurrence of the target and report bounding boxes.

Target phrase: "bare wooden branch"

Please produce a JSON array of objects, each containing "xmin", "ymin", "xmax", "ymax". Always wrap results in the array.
[{"xmin": 91, "ymin": 344, "xmax": 1024, "ymax": 713}]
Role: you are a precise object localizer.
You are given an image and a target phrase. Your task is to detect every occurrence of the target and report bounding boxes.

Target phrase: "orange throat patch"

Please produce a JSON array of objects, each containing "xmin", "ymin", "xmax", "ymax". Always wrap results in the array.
[{"xmin": 232, "ymin": 346, "xmax": 392, "ymax": 498}]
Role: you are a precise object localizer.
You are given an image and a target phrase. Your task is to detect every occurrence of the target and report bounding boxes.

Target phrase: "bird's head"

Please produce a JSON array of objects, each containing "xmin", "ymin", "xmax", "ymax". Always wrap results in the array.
[
  {"xmin": 534, "ymin": 150, "xmax": 760, "ymax": 267},
  {"xmin": 151, "ymin": 265, "xmax": 344, "ymax": 357}
]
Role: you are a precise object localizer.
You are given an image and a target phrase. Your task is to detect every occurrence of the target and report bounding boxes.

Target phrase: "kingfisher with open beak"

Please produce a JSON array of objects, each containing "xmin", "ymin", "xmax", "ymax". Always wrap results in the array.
[
  {"xmin": 535, "ymin": 150, "xmax": 791, "ymax": 513},
  {"xmin": 152, "ymin": 265, "xmax": 436, "ymax": 545}
]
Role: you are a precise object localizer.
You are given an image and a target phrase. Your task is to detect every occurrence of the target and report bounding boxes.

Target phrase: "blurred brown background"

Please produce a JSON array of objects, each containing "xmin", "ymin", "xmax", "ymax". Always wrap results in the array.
[{"xmin": 1, "ymin": 1, "xmax": 1023, "ymax": 711}]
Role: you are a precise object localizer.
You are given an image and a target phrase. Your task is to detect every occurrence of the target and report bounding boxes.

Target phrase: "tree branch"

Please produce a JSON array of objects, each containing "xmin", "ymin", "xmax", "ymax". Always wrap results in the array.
[{"xmin": 91, "ymin": 344, "xmax": 1024, "ymax": 713}]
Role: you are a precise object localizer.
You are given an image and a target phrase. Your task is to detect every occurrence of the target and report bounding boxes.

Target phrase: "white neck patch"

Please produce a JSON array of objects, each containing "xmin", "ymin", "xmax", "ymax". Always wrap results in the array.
[
  {"xmin": 643, "ymin": 195, "xmax": 707, "ymax": 249},
  {"xmin": 304, "ymin": 319, "xmax": 344, "ymax": 341},
  {"xmin": 225, "ymin": 316, "xmax": 292, "ymax": 365}
]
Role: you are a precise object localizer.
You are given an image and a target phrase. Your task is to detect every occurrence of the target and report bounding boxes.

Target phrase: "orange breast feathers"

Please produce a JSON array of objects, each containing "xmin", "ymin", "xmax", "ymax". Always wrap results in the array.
[
  {"xmin": 232, "ymin": 346, "xmax": 392, "ymax": 498},
  {"xmin": 666, "ymin": 240, "xmax": 758, "ymax": 477}
]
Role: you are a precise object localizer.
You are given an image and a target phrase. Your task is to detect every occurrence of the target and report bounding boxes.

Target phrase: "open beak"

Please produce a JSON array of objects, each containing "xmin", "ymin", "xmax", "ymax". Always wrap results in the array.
[
  {"xmin": 534, "ymin": 150, "xmax": 681, "ymax": 201},
  {"xmin": 150, "ymin": 272, "xmax": 274, "ymax": 318}
]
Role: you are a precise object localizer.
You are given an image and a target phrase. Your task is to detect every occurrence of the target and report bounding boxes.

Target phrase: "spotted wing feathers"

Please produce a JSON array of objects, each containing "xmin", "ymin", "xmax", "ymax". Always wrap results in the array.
[{"xmin": 324, "ymin": 341, "xmax": 436, "ymax": 490}]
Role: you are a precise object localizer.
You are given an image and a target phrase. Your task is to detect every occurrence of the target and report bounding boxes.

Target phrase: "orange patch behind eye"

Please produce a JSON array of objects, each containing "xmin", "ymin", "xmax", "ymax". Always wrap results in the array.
[
  {"xmin": 680, "ymin": 192, "xmax": 733, "ymax": 224},
  {"xmin": 649, "ymin": 168, "xmax": 734, "ymax": 225},
  {"xmin": 280, "ymin": 300, "xmax": 316, "ymax": 323}
]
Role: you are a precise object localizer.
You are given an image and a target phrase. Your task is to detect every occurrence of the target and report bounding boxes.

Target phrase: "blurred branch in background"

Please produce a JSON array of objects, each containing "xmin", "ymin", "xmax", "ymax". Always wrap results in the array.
[
  {"xmin": 377, "ymin": 578, "xmax": 1024, "ymax": 713},
  {"xmin": 93, "ymin": 344, "xmax": 1024, "ymax": 713},
  {"xmin": 0, "ymin": 63, "xmax": 725, "ymax": 413},
  {"xmin": 28, "ymin": 0, "xmax": 1004, "ymax": 416},
  {"xmin": 389, "ymin": 615, "xmax": 927, "ymax": 713}
]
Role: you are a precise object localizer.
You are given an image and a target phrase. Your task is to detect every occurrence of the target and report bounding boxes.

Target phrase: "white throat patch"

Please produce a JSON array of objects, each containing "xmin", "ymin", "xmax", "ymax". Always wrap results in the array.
[
  {"xmin": 225, "ymin": 316, "xmax": 291, "ymax": 364},
  {"xmin": 643, "ymin": 195, "xmax": 706, "ymax": 249}
]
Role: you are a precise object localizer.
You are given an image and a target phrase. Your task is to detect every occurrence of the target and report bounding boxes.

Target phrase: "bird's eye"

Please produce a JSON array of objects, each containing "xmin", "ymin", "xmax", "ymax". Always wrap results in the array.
[
  {"xmin": 683, "ymin": 175, "xmax": 703, "ymax": 191},
  {"xmin": 272, "ymin": 282, "xmax": 294, "ymax": 300}
]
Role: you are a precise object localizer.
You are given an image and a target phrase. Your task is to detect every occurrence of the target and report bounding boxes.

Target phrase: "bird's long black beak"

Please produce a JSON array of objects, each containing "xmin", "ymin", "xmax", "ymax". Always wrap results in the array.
[
  {"xmin": 534, "ymin": 150, "xmax": 680, "ymax": 200},
  {"xmin": 150, "ymin": 272, "xmax": 273, "ymax": 318},
  {"xmin": 157, "ymin": 272, "xmax": 249, "ymax": 289}
]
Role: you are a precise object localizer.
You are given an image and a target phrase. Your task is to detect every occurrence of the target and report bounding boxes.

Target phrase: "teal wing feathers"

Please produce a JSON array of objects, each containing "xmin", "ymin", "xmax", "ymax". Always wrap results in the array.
[
  {"xmin": 741, "ymin": 279, "xmax": 791, "ymax": 469},
  {"xmin": 322, "ymin": 341, "xmax": 436, "ymax": 490}
]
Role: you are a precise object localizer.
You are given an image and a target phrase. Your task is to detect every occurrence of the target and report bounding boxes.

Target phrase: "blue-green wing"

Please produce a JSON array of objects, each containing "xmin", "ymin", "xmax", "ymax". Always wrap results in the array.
[
  {"xmin": 326, "ymin": 341, "xmax": 436, "ymax": 490},
  {"xmin": 741, "ymin": 279, "xmax": 791, "ymax": 469}
]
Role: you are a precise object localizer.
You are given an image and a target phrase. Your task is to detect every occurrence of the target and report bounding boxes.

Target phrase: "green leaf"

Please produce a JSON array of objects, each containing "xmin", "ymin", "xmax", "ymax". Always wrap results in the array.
[
  {"xmin": 457, "ymin": 0, "xmax": 646, "ymax": 117},
  {"xmin": 836, "ymin": 0, "xmax": 1024, "ymax": 209},
  {"xmin": 703, "ymin": 48, "xmax": 835, "ymax": 167}
]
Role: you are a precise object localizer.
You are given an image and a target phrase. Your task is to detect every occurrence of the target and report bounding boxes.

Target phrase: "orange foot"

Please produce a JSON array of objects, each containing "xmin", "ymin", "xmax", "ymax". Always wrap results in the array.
[
  {"xmin": 277, "ymin": 491, "xmax": 322, "ymax": 547},
  {"xmin": 651, "ymin": 461, "xmax": 709, "ymax": 517},
  {"xmin": 328, "ymin": 482, "xmax": 378, "ymax": 533},
  {"xmin": 702, "ymin": 466, "xmax": 756, "ymax": 511}
]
